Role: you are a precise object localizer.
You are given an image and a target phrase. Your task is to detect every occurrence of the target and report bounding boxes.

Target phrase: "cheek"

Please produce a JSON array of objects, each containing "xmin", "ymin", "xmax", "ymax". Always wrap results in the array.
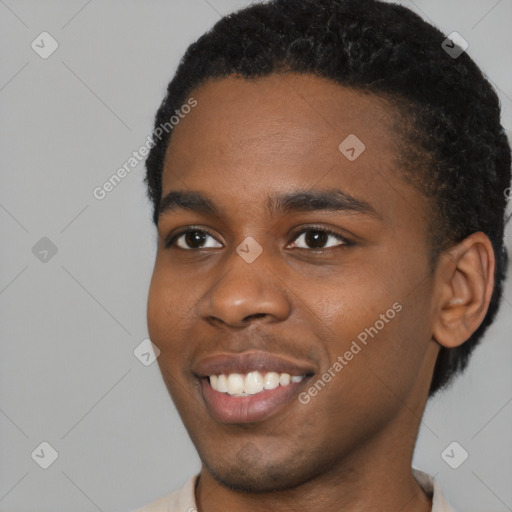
[
  {"xmin": 147, "ymin": 268, "xmax": 168, "ymax": 339},
  {"xmin": 303, "ymin": 258, "xmax": 429, "ymax": 389},
  {"xmin": 147, "ymin": 262, "xmax": 205, "ymax": 384},
  {"xmin": 306, "ymin": 267, "xmax": 397, "ymax": 340},
  {"xmin": 345, "ymin": 288, "xmax": 434, "ymax": 404},
  {"xmin": 147, "ymin": 265, "xmax": 187, "ymax": 348},
  {"xmin": 147, "ymin": 259, "xmax": 196, "ymax": 327},
  {"xmin": 147, "ymin": 276, "xmax": 192, "ymax": 397}
]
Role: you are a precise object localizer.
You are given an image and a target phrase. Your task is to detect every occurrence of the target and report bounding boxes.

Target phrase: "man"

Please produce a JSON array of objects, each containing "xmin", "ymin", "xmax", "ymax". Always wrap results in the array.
[{"xmin": 136, "ymin": 0, "xmax": 511, "ymax": 510}]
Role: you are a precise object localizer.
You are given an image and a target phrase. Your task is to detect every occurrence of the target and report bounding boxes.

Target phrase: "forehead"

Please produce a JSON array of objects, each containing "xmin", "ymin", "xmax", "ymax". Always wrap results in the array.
[
  {"xmin": 160, "ymin": 73, "xmax": 426, "ymax": 229},
  {"xmin": 165, "ymin": 73, "xmax": 396, "ymax": 167}
]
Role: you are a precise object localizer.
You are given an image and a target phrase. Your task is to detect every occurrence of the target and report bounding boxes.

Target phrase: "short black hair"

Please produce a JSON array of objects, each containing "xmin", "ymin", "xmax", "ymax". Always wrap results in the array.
[{"xmin": 144, "ymin": 0, "xmax": 511, "ymax": 397}]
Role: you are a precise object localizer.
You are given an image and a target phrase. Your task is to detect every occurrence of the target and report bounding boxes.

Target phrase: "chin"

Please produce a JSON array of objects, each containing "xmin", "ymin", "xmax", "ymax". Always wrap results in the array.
[
  {"xmin": 207, "ymin": 462, "xmax": 295, "ymax": 493},
  {"xmin": 202, "ymin": 449, "xmax": 316, "ymax": 494}
]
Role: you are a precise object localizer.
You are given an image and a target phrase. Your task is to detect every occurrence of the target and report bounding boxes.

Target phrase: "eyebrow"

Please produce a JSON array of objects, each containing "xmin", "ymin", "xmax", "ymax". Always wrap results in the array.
[{"xmin": 158, "ymin": 189, "xmax": 382, "ymax": 221}]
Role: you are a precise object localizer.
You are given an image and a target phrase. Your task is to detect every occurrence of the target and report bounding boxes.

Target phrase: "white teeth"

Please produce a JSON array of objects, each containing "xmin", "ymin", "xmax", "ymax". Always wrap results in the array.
[
  {"xmin": 279, "ymin": 373, "xmax": 291, "ymax": 386},
  {"xmin": 216, "ymin": 374, "xmax": 228, "ymax": 393},
  {"xmin": 244, "ymin": 371, "xmax": 264, "ymax": 394},
  {"xmin": 264, "ymin": 372, "xmax": 280, "ymax": 390},
  {"xmin": 227, "ymin": 373, "xmax": 244, "ymax": 395},
  {"xmin": 209, "ymin": 371, "xmax": 305, "ymax": 396}
]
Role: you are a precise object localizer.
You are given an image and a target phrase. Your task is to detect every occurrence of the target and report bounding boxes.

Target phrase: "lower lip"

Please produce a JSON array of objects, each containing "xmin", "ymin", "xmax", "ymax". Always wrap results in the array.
[{"xmin": 200, "ymin": 377, "xmax": 310, "ymax": 424}]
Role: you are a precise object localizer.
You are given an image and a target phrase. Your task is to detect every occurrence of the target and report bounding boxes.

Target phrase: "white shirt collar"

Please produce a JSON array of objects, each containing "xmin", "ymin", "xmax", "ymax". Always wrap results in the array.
[{"xmin": 413, "ymin": 469, "xmax": 456, "ymax": 512}]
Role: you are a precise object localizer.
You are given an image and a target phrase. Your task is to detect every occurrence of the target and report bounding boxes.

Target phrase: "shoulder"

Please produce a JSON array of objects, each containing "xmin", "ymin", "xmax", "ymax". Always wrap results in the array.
[
  {"xmin": 130, "ymin": 474, "xmax": 199, "ymax": 512},
  {"xmin": 413, "ymin": 468, "xmax": 456, "ymax": 512}
]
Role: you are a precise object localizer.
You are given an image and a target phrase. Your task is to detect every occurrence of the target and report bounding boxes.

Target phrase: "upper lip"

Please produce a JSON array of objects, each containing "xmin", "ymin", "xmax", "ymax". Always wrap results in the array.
[{"xmin": 193, "ymin": 350, "xmax": 316, "ymax": 378}]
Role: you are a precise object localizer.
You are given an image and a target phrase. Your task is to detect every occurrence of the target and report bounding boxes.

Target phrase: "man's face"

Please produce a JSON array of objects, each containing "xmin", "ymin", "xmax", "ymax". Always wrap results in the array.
[{"xmin": 147, "ymin": 73, "xmax": 440, "ymax": 492}]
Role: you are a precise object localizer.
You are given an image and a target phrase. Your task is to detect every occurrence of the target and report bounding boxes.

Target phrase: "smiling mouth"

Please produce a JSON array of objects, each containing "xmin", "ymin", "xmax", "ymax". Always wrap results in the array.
[
  {"xmin": 209, "ymin": 371, "xmax": 307, "ymax": 396},
  {"xmin": 194, "ymin": 350, "xmax": 316, "ymax": 423},
  {"xmin": 199, "ymin": 371, "xmax": 314, "ymax": 424}
]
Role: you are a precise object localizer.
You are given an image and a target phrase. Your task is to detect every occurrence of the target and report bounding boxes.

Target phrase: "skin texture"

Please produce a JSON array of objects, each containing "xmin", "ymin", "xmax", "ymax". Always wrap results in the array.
[{"xmin": 146, "ymin": 73, "xmax": 495, "ymax": 512}]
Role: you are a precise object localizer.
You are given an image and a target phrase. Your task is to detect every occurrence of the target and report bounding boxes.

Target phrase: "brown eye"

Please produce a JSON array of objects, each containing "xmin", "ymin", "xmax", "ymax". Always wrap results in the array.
[
  {"xmin": 288, "ymin": 228, "xmax": 350, "ymax": 250},
  {"xmin": 166, "ymin": 228, "xmax": 222, "ymax": 250}
]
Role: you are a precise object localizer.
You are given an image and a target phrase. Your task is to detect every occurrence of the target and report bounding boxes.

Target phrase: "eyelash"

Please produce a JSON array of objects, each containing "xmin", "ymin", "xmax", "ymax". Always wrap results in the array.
[{"xmin": 164, "ymin": 225, "xmax": 353, "ymax": 253}]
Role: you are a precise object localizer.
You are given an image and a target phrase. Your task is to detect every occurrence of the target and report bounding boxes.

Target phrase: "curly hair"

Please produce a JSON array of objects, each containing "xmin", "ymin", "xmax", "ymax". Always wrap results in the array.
[{"xmin": 144, "ymin": 0, "xmax": 511, "ymax": 397}]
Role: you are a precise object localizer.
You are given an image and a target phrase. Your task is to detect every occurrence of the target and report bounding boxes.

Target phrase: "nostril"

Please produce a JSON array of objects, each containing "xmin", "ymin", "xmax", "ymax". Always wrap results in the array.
[{"xmin": 244, "ymin": 313, "xmax": 267, "ymax": 322}]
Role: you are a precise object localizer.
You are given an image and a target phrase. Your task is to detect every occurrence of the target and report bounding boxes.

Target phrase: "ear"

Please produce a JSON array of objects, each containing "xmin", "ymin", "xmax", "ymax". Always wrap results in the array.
[{"xmin": 432, "ymin": 232, "xmax": 495, "ymax": 349}]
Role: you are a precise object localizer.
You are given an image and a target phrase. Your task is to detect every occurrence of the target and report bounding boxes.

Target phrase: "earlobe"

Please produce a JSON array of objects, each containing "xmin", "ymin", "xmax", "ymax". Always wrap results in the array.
[{"xmin": 432, "ymin": 232, "xmax": 495, "ymax": 349}]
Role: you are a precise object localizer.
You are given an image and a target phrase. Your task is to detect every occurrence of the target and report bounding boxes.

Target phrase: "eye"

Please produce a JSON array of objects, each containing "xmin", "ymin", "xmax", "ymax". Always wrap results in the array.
[
  {"xmin": 165, "ymin": 227, "xmax": 222, "ymax": 250},
  {"xmin": 288, "ymin": 227, "xmax": 351, "ymax": 251},
  {"xmin": 165, "ymin": 225, "xmax": 352, "ymax": 251}
]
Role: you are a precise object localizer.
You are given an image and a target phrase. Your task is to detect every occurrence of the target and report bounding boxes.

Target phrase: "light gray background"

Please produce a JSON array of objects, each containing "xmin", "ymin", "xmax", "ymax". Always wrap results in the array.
[{"xmin": 0, "ymin": 1, "xmax": 511, "ymax": 511}]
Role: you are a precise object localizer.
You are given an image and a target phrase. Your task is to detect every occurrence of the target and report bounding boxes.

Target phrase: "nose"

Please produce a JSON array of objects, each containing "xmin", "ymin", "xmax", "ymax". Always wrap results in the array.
[{"xmin": 197, "ymin": 246, "xmax": 292, "ymax": 328}]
